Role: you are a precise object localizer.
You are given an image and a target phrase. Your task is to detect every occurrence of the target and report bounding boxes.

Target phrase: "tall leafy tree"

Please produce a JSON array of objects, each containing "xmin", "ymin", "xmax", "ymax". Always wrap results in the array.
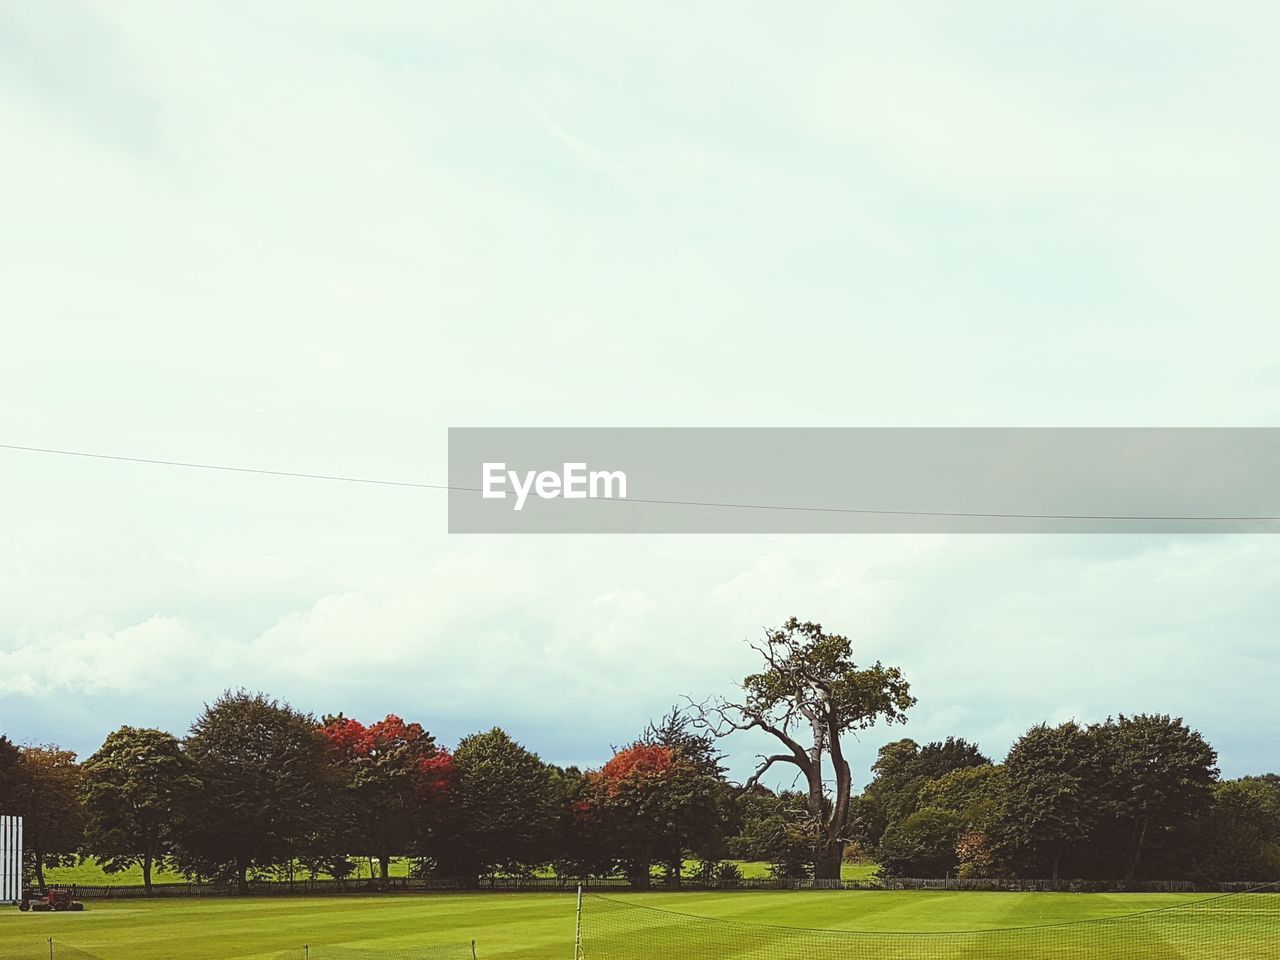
[
  {"xmin": 991, "ymin": 722, "xmax": 1102, "ymax": 880},
  {"xmin": 175, "ymin": 691, "xmax": 333, "ymax": 892},
  {"xmin": 435, "ymin": 728, "xmax": 557, "ymax": 878},
  {"xmin": 699, "ymin": 618, "xmax": 915, "ymax": 878},
  {"xmin": 1093, "ymin": 714, "xmax": 1218, "ymax": 879},
  {"xmin": 320, "ymin": 714, "xmax": 454, "ymax": 882},
  {"xmin": 8, "ymin": 746, "xmax": 84, "ymax": 888},
  {"xmin": 81, "ymin": 727, "xmax": 196, "ymax": 892}
]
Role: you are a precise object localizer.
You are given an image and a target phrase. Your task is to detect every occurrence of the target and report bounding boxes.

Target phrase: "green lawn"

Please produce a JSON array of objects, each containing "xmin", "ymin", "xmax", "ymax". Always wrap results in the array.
[
  {"xmin": 40, "ymin": 858, "xmax": 413, "ymax": 886},
  {"xmin": 2, "ymin": 890, "xmax": 1274, "ymax": 960},
  {"xmin": 724, "ymin": 859, "xmax": 879, "ymax": 882},
  {"xmin": 41, "ymin": 858, "xmax": 881, "ymax": 886}
]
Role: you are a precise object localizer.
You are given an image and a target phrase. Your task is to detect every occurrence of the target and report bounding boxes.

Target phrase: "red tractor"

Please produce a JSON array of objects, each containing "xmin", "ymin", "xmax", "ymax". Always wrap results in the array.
[{"xmin": 17, "ymin": 888, "xmax": 85, "ymax": 912}]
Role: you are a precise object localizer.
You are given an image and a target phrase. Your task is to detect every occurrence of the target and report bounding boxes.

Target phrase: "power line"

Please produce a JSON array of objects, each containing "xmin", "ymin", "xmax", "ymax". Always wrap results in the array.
[
  {"xmin": 2, "ymin": 441, "xmax": 1278, "ymax": 522},
  {"xmin": 0, "ymin": 442, "xmax": 472, "ymax": 492}
]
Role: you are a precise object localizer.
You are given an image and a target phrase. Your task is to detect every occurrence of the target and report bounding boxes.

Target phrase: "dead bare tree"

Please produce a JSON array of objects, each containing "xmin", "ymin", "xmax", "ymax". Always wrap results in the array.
[{"xmin": 695, "ymin": 618, "xmax": 915, "ymax": 879}]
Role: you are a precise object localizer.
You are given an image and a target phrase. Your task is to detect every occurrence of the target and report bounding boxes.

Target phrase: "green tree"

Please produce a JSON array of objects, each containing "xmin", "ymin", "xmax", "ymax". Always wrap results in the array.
[
  {"xmin": 642, "ymin": 708, "xmax": 734, "ymax": 881},
  {"xmin": 1093, "ymin": 714, "xmax": 1218, "ymax": 880},
  {"xmin": 699, "ymin": 618, "xmax": 915, "ymax": 879},
  {"xmin": 919, "ymin": 764, "xmax": 1004, "ymax": 830},
  {"xmin": 990, "ymin": 721, "xmax": 1102, "ymax": 880},
  {"xmin": 0, "ymin": 736, "xmax": 21, "ymax": 805},
  {"xmin": 435, "ymin": 728, "xmax": 558, "ymax": 878},
  {"xmin": 1236, "ymin": 774, "xmax": 1280, "ymax": 841},
  {"xmin": 879, "ymin": 806, "xmax": 965, "ymax": 878},
  {"xmin": 855, "ymin": 737, "xmax": 989, "ymax": 848},
  {"xmin": 8, "ymin": 746, "xmax": 84, "ymax": 888},
  {"xmin": 550, "ymin": 765, "xmax": 615, "ymax": 879},
  {"xmin": 81, "ymin": 727, "xmax": 196, "ymax": 892},
  {"xmin": 174, "ymin": 691, "xmax": 333, "ymax": 893},
  {"xmin": 728, "ymin": 788, "xmax": 820, "ymax": 879},
  {"xmin": 1196, "ymin": 777, "xmax": 1280, "ymax": 881},
  {"xmin": 917, "ymin": 765, "xmax": 1004, "ymax": 879}
]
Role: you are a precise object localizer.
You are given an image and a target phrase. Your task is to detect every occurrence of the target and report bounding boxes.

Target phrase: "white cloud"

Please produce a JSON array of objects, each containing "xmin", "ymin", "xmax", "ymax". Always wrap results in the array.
[{"xmin": 0, "ymin": 616, "xmax": 214, "ymax": 696}]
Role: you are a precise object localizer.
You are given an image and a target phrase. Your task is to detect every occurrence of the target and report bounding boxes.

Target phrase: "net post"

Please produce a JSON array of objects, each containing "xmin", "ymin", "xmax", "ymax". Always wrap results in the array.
[
  {"xmin": 48, "ymin": 937, "xmax": 54, "ymax": 960},
  {"xmin": 471, "ymin": 939, "xmax": 477, "ymax": 960},
  {"xmin": 573, "ymin": 884, "xmax": 583, "ymax": 960}
]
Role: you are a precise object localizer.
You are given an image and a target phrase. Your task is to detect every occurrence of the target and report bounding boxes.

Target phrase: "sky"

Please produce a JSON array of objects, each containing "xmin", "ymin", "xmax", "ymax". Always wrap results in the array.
[{"xmin": 1, "ymin": 2, "xmax": 1279, "ymax": 789}]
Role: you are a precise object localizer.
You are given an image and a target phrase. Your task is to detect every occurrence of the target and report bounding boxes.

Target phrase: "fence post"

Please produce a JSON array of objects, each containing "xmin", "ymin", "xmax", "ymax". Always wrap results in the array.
[
  {"xmin": 572, "ymin": 884, "xmax": 583, "ymax": 960},
  {"xmin": 471, "ymin": 939, "xmax": 477, "ymax": 960}
]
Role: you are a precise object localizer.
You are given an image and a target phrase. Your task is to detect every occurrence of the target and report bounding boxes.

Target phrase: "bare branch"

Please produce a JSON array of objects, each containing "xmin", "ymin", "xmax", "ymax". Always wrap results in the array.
[{"xmin": 744, "ymin": 753, "xmax": 803, "ymax": 789}]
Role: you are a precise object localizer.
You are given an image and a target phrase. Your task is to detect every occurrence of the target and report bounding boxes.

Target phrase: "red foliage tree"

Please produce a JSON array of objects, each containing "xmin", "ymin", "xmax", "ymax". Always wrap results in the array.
[
  {"xmin": 597, "ymin": 744, "xmax": 676, "ymax": 794},
  {"xmin": 583, "ymin": 742, "xmax": 723, "ymax": 887},
  {"xmin": 319, "ymin": 714, "xmax": 454, "ymax": 881}
]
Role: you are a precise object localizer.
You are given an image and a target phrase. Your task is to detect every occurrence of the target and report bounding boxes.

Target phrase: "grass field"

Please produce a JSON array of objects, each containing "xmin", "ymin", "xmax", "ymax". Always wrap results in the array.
[
  {"xmin": 3, "ymin": 890, "xmax": 1275, "ymax": 960},
  {"xmin": 40, "ymin": 859, "xmax": 883, "ymax": 886}
]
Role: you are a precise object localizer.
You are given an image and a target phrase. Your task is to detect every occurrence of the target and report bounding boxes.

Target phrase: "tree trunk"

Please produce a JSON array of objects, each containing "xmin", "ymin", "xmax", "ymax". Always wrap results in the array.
[
  {"xmin": 143, "ymin": 851, "xmax": 153, "ymax": 894},
  {"xmin": 814, "ymin": 842, "xmax": 844, "ymax": 881},
  {"xmin": 629, "ymin": 862, "xmax": 651, "ymax": 890},
  {"xmin": 237, "ymin": 860, "xmax": 249, "ymax": 896},
  {"xmin": 34, "ymin": 857, "xmax": 46, "ymax": 889},
  {"xmin": 379, "ymin": 855, "xmax": 391, "ymax": 884},
  {"xmin": 1126, "ymin": 819, "xmax": 1149, "ymax": 882},
  {"xmin": 1052, "ymin": 853, "xmax": 1060, "ymax": 882}
]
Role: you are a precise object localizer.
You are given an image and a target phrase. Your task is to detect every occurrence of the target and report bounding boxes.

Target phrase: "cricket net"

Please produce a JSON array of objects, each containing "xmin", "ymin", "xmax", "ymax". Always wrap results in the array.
[{"xmin": 578, "ymin": 884, "xmax": 1280, "ymax": 960}]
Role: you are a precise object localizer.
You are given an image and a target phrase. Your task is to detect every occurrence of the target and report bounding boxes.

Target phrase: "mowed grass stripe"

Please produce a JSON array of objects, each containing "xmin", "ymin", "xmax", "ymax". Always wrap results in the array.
[
  {"xmin": 2, "ymin": 891, "xmax": 1276, "ymax": 960},
  {"xmin": 0, "ymin": 895, "xmax": 576, "ymax": 960},
  {"xmin": 635, "ymin": 890, "xmax": 953, "ymax": 931}
]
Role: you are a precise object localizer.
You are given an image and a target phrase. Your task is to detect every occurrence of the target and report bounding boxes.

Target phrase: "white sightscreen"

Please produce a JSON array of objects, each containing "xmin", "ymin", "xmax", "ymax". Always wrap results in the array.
[{"xmin": 0, "ymin": 815, "xmax": 22, "ymax": 902}]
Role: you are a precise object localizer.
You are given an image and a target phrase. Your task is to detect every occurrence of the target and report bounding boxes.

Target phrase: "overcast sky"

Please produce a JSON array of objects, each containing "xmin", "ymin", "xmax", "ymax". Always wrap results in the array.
[{"xmin": 2, "ymin": 2, "xmax": 1278, "ymax": 788}]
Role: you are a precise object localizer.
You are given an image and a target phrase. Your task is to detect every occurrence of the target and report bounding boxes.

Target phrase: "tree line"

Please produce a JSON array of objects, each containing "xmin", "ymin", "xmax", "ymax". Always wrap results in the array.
[
  {"xmin": 1, "ymin": 619, "xmax": 1276, "ymax": 890},
  {"xmin": 0, "ymin": 694, "xmax": 731, "ymax": 893}
]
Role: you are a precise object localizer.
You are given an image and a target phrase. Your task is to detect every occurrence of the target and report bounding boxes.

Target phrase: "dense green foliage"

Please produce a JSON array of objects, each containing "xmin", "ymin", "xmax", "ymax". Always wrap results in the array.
[
  {"xmin": 0, "ymin": 736, "xmax": 21, "ymax": 801},
  {"xmin": 434, "ymin": 728, "xmax": 558, "ymax": 878},
  {"xmin": 174, "ymin": 692, "xmax": 337, "ymax": 891},
  {"xmin": 879, "ymin": 806, "xmax": 966, "ymax": 877},
  {"xmin": 847, "ymin": 714, "xmax": 1273, "ymax": 884},
  {"xmin": 4, "ymin": 744, "xmax": 83, "ymax": 887},
  {"xmin": 728, "ymin": 789, "xmax": 818, "ymax": 879},
  {"xmin": 1197, "ymin": 777, "xmax": 1280, "ymax": 881},
  {"xmin": 988, "ymin": 715, "xmax": 1221, "ymax": 881},
  {"xmin": 851, "ymin": 736, "xmax": 990, "ymax": 851},
  {"xmin": 80, "ymin": 727, "xmax": 195, "ymax": 891}
]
